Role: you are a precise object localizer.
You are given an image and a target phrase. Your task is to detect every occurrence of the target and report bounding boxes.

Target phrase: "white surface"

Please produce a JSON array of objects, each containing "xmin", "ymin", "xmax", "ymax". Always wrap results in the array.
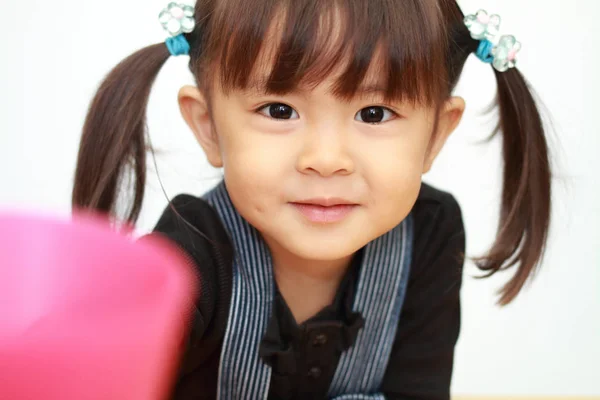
[{"xmin": 1, "ymin": 0, "xmax": 598, "ymax": 396}]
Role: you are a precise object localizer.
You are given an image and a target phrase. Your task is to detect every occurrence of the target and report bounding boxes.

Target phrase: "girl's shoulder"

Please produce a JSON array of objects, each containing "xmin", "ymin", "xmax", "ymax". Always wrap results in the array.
[
  {"xmin": 410, "ymin": 181, "xmax": 465, "ymax": 287},
  {"xmin": 418, "ymin": 182, "xmax": 462, "ymax": 212},
  {"xmin": 149, "ymin": 193, "xmax": 234, "ymax": 370},
  {"xmin": 414, "ymin": 182, "xmax": 464, "ymax": 240}
]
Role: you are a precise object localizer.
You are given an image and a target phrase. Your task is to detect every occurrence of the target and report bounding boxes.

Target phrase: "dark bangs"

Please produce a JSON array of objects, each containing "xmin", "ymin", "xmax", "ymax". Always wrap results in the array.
[{"xmin": 199, "ymin": 0, "xmax": 450, "ymax": 105}]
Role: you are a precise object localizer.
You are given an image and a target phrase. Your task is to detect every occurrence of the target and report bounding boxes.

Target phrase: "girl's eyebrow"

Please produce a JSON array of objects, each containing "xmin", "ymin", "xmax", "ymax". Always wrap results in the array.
[
  {"xmin": 244, "ymin": 80, "xmax": 386, "ymax": 95},
  {"xmin": 243, "ymin": 74, "xmax": 389, "ymax": 99},
  {"xmin": 355, "ymin": 84, "xmax": 387, "ymax": 95},
  {"xmin": 246, "ymin": 75, "xmax": 278, "ymax": 91}
]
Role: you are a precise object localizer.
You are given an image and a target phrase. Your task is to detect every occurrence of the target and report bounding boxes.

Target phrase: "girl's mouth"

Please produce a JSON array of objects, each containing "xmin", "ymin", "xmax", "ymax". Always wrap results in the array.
[{"xmin": 290, "ymin": 200, "xmax": 358, "ymax": 223}]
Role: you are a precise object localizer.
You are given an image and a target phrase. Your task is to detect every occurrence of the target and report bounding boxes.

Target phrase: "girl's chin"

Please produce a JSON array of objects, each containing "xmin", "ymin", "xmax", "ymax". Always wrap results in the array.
[{"xmin": 279, "ymin": 239, "xmax": 364, "ymax": 263}]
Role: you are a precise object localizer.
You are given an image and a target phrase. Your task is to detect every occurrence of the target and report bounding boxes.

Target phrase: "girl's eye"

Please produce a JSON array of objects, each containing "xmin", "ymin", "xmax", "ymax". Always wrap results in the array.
[
  {"xmin": 257, "ymin": 103, "xmax": 299, "ymax": 120},
  {"xmin": 355, "ymin": 106, "xmax": 396, "ymax": 124}
]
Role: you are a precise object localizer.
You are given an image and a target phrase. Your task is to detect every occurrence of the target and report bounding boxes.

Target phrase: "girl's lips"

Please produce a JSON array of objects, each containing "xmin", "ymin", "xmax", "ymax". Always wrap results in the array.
[{"xmin": 290, "ymin": 202, "xmax": 357, "ymax": 223}]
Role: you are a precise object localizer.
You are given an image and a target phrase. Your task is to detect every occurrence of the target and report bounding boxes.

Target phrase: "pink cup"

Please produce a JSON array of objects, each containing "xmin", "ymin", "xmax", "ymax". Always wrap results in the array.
[{"xmin": 0, "ymin": 212, "xmax": 196, "ymax": 400}]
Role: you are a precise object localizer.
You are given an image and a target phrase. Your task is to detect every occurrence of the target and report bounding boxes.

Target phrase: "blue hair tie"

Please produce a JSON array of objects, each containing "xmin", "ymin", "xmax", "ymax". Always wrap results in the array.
[
  {"xmin": 475, "ymin": 40, "xmax": 494, "ymax": 64},
  {"xmin": 166, "ymin": 34, "xmax": 191, "ymax": 57}
]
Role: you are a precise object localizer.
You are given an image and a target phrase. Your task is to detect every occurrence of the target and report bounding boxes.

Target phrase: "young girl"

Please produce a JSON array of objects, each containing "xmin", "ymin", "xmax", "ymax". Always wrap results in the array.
[{"xmin": 72, "ymin": 1, "xmax": 551, "ymax": 399}]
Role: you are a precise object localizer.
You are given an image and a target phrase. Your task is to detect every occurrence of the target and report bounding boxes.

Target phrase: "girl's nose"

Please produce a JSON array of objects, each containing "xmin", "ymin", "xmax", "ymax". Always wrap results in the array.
[{"xmin": 295, "ymin": 128, "xmax": 355, "ymax": 177}]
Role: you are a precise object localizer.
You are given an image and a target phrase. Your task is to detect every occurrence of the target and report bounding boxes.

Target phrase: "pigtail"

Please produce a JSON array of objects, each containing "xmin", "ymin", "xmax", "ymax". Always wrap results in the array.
[
  {"xmin": 475, "ymin": 68, "xmax": 551, "ymax": 305},
  {"xmin": 72, "ymin": 43, "xmax": 171, "ymax": 223}
]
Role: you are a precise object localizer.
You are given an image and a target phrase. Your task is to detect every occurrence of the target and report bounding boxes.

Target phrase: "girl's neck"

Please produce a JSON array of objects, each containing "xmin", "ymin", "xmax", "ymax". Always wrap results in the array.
[{"xmin": 270, "ymin": 249, "xmax": 353, "ymax": 325}]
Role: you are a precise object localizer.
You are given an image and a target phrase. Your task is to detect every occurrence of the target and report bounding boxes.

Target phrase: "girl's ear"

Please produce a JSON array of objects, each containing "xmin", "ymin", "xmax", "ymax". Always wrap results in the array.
[
  {"xmin": 422, "ymin": 96, "xmax": 465, "ymax": 173},
  {"xmin": 178, "ymin": 85, "xmax": 223, "ymax": 168}
]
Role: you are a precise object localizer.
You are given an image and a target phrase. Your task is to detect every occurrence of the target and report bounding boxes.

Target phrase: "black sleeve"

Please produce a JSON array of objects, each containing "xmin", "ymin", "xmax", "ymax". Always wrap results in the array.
[
  {"xmin": 150, "ymin": 194, "xmax": 233, "ymax": 374},
  {"xmin": 382, "ymin": 187, "xmax": 465, "ymax": 400}
]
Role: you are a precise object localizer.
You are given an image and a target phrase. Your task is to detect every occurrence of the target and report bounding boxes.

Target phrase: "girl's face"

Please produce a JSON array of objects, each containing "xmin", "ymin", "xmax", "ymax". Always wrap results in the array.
[{"xmin": 179, "ymin": 62, "xmax": 464, "ymax": 266}]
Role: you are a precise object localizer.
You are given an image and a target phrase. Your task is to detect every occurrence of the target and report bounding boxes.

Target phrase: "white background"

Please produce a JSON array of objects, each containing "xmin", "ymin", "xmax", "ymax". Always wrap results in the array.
[{"xmin": 1, "ymin": 0, "xmax": 599, "ymax": 396}]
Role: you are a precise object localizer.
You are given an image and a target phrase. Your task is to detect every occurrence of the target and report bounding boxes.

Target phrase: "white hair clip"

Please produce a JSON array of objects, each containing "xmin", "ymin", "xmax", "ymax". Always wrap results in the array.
[
  {"xmin": 464, "ymin": 9, "xmax": 521, "ymax": 72},
  {"xmin": 159, "ymin": 2, "xmax": 195, "ymax": 56}
]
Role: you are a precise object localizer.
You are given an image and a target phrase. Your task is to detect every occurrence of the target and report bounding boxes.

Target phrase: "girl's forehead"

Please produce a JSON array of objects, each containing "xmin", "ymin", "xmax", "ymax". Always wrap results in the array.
[
  {"xmin": 246, "ymin": 34, "xmax": 389, "ymax": 96},
  {"xmin": 236, "ymin": 11, "xmax": 391, "ymax": 99},
  {"xmin": 210, "ymin": 0, "xmax": 449, "ymax": 104}
]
